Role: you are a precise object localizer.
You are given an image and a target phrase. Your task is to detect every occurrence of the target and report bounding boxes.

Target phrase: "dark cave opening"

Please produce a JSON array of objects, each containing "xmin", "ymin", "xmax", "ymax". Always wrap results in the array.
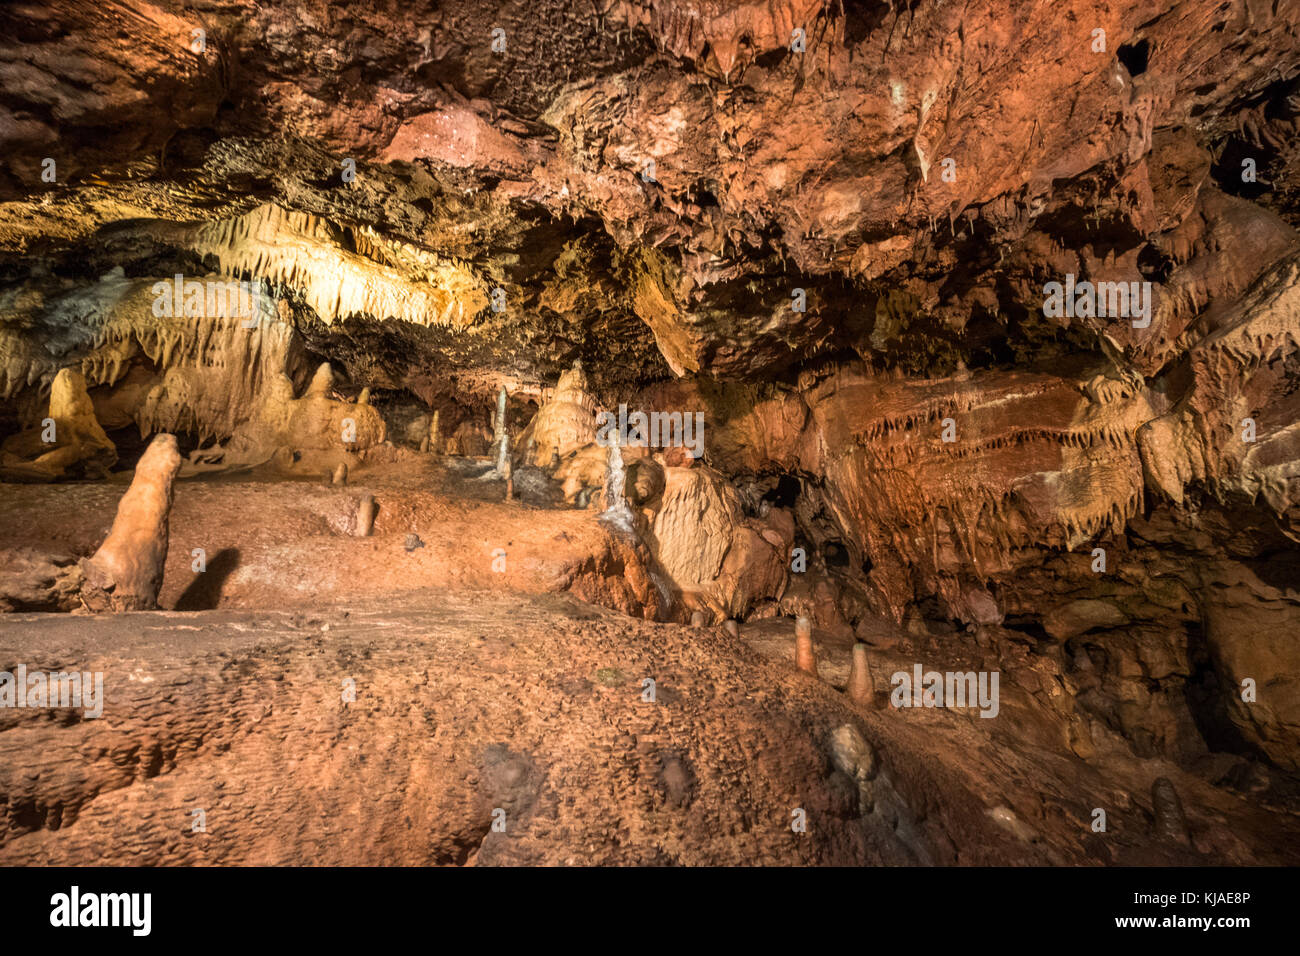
[
  {"xmin": 838, "ymin": 0, "xmax": 892, "ymax": 46},
  {"xmin": 1137, "ymin": 243, "xmax": 1175, "ymax": 282},
  {"xmin": 1006, "ymin": 616, "xmax": 1053, "ymax": 644},
  {"xmin": 1183, "ymin": 621, "xmax": 1262, "ymax": 761},
  {"xmin": 763, "ymin": 474, "xmax": 802, "ymax": 508},
  {"xmin": 693, "ymin": 188, "xmax": 720, "ymax": 208},
  {"xmin": 822, "ymin": 540, "xmax": 850, "ymax": 568},
  {"xmin": 1117, "ymin": 38, "xmax": 1150, "ymax": 77},
  {"xmin": 1212, "ymin": 135, "xmax": 1275, "ymax": 202},
  {"xmin": 103, "ymin": 425, "xmax": 204, "ymax": 472}
]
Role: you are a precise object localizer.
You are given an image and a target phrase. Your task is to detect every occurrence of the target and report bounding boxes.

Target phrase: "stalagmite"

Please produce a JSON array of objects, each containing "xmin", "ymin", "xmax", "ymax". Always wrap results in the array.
[
  {"xmin": 724, "ymin": 619, "xmax": 740, "ymax": 637},
  {"xmin": 307, "ymin": 361, "xmax": 334, "ymax": 397},
  {"xmin": 503, "ymin": 457, "xmax": 514, "ymax": 501},
  {"xmin": 0, "ymin": 367, "xmax": 116, "ymax": 481},
  {"xmin": 795, "ymin": 616, "xmax": 818, "ymax": 676},
  {"xmin": 428, "ymin": 409, "xmax": 441, "ymax": 455},
  {"xmin": 357, "ymin": 387, "xmax": 371, "ymax": 406},
  {"xmin": 691, "ymin": 610, "xmax": 706, "ymax": 627},
  {"xmin": 605, "ymin": 440, "xmax": 627, "ymax": 505},
  {"xmin": 496, "ymin": 429, "xmax": 510, "ymax": 478},
  {"xmin": 356, "ymin": 494, "xmax": 375, "ymax": 537},
  {"xmin": 1151, "ymin": 777, "xmax": 1192, "ymax": 846},
  {"xmin": 489, "ymin": 386, "xmax": 508, "ymax": 464},
  {"xmin": 516, "ymin": 361, "xmax": 600, "ymax": 467},
  {"xmin": 332, "ymin": 463, "xmax": 348, "ymax": 485},
  {"xmin": 847, "ymin": 643, "xmax": 874, "ymax": 706},
  {"xmin": 78, "ymin": 433, "xmax": 182, "ymax": 612}
]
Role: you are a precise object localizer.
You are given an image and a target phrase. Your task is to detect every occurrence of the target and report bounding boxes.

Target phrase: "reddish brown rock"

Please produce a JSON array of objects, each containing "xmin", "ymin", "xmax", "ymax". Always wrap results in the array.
[{"xmin": 0, "ymin": 0, "xmax": 1297, "ymax": 868}]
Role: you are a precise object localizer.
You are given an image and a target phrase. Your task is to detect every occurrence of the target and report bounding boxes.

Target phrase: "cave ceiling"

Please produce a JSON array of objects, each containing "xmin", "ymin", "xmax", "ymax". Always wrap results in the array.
[{"xmin": 2, "ymin": 0, "xmax": 1296, "ymax": 404}]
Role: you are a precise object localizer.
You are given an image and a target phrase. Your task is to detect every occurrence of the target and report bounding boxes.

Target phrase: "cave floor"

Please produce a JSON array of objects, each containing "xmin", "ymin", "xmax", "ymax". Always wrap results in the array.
[
  {"xmin": 2, "ymin": 464, "xmax": 1298, "ymax": 866},
  {"xmin": 2, "ymin": 457, "xmax": 609, "ymax": 612},
  {"xmin": 1, "ymin": 588, "xmax": 1297, "ymax": 865}
]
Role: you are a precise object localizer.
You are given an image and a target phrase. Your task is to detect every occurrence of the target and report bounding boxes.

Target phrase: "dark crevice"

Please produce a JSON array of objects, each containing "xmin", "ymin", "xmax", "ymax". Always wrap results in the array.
[{"xmin": 1117, "ymin": 38, "xmax": 1150, "ymax": 77}]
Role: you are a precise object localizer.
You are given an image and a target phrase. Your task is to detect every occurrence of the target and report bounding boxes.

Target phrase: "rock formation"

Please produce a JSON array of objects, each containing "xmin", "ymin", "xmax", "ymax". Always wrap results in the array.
[
  {"xmin": 516, "ymin": 362, "xmax": 599, "ymax": 467},
  {"xmin": 186, "ymin": 363, "xmax": 386, "ymax": 475},
  {"xmin": 0, "ymin": 0, "xmax": 1298, "ymax": 869},
  {"xmin": 78, "ymin": 433, "xmax": 182, "ymax": 612},
  {"xmin": 795, "ymin": 616, "xmax": 818, "ymax": 676},
  {"xmin": 1, "ymin": 368, "xmax": 116, "ymax": 481},
  {"xmin": 847, "ymin": 643, "xmax": 874, "ymax": 707}
]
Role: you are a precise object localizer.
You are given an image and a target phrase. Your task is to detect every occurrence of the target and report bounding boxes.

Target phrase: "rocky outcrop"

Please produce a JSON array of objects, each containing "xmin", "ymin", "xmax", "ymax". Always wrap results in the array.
[
  {"xmin": 0, "ymin": 267, "xmax": 305, "ymax": 448},
  {"xmin": 185, "ymin": 362, "xmax": 386, "ymax": 474},
  {"xmin": 0, "ymin": 368, "xmax": 116, "ymax": 481},
  {"xmin": 647, "ymin": 464, "xmax": 791, "ymax": 620}
]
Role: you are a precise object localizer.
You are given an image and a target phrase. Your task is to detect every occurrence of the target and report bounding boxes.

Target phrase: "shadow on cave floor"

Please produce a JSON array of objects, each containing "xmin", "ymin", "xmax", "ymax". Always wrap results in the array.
[{"xmin": 172, "ymin": 547, "xmax": 241, "ymax": 611}]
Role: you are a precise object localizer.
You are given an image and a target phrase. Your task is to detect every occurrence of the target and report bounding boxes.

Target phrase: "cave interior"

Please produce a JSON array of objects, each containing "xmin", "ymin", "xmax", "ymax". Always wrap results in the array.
[{"xmin": 1, "ymin": 0, "xmax": 1299, "ymax": 867}]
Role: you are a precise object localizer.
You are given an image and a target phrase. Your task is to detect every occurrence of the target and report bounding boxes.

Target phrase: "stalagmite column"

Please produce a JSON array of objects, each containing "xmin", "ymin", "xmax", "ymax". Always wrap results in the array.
[
  {"xmin": 307, "ymin": 362, "xmax": 334, "ymax": 397},
  {"xmin": 602, "ymin": 439, "xmax": 634, "ymax": 525},
  {"xmin": 795, "ymin": 616, "xmax": 818, "ymax": 677},
  {"xmin": 488, "ymin": 386, "xmax": 508, "ymax": 465},
  {"xmin": 1, "ymin": 367, "xmax": 117, "ymax": 480},
  {"xmin": 428, "ymin": 409, "xmax": 441, "ymax": 455},
  {"xmin": 518, "ymin": 361, "xmax": 599, "ymax": 467},
  {"xmin": 78, "ymin": 433, "xmax": 182, "ymax": 612},
  {"xmin": 356, "ymin": 494, "xmax": 375, "ymax": 537},
  {"xmin": 847, "ymin": 643, "xmax": 874, "ymax": 706},
  {"xmin": 496, "ymin": 430, "xmax": 510, "ymax": 478},
  {"xmin": 503, "ymin": 457, "xmax": 514, "ymax": 501},
  {"xmin": 48, "ymin": 367, "xmax": 117, "ymax": 472}
]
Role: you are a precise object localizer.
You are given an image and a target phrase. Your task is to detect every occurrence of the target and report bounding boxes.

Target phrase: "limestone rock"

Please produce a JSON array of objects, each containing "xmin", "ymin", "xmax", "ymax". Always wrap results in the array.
[
  {"xmin": 518, "ymin": 363, "xmax": 598, "ymax": 467},
  {"xmin": 78, "ymin": 433, "xmax": 182, "ymax": 612},
  {"xmin": 1, "ymin": 368, "xmax": 115, "ymax": 480}
]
